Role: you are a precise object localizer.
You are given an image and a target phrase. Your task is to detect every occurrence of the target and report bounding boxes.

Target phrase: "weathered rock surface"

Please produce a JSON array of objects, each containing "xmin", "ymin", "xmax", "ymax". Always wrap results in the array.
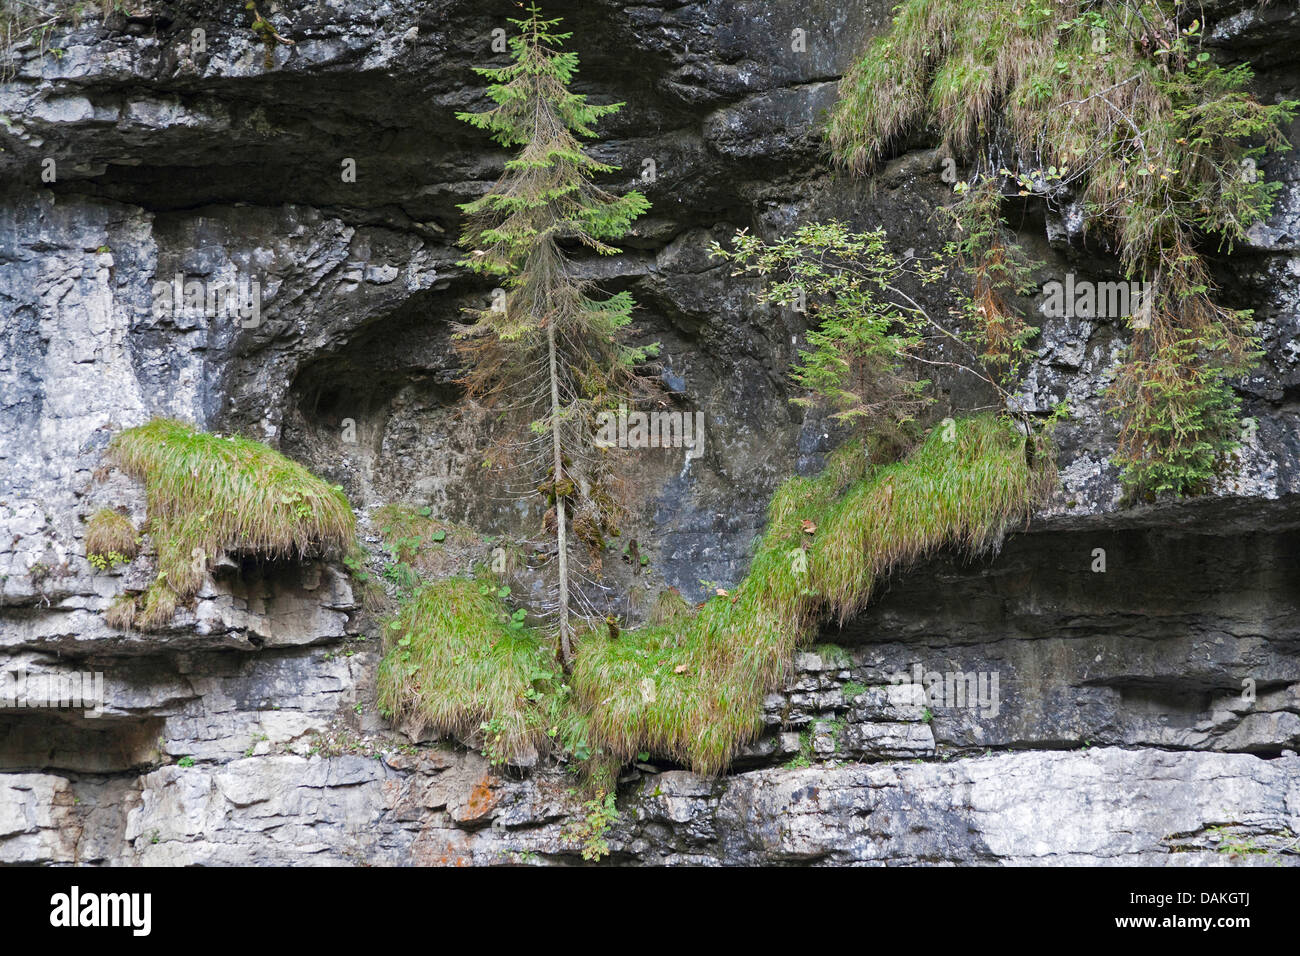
[
  {"xmin": 2, "ymin": 0, "xmax": 1300, "ymax": 866},
  {"xmin": 9, "ymin": 747, "xmax": 1297, "ymax": 866}
]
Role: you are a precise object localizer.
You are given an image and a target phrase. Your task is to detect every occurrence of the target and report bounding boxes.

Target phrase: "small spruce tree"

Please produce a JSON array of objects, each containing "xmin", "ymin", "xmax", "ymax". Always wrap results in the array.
[{"xmin": 455, "ymin": 4, "xmax": 652, "ymax": 666}]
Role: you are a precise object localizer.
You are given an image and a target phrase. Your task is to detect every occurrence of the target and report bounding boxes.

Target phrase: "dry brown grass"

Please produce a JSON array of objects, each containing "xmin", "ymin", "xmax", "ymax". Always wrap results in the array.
[{"xmin": 104, "ymin": 593, "xmax": 136, "ymax": 630}]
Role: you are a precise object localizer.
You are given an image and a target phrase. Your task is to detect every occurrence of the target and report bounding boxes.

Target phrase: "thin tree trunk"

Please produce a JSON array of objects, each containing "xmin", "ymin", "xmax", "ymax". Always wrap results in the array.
[{"xmin": 547, "ymin": 319, "xmax": 573, "ymax": 667}]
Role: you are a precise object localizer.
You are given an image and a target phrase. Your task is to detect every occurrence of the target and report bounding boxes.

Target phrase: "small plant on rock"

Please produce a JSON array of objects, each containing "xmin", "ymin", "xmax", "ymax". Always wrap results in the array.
[
  {"xmin": 85, "ymin": 507, "xmax": 139, "ymax": 570},
  {"xmin": 563, "ymin": 788, "xmax": 618, "ymax": 862}
]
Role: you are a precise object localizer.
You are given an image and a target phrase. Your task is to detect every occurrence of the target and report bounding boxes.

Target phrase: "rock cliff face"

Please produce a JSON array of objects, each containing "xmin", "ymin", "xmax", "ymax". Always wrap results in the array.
[{"xmin": 2, "ymin": 0, "xmax": 1299, "ymax": 865}]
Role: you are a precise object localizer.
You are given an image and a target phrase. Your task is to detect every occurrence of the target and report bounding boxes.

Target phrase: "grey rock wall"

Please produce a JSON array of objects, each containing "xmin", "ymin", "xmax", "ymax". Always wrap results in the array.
[{"xmin": 1, "ymin": 0, "xmax": 1299, "ymax": 865}]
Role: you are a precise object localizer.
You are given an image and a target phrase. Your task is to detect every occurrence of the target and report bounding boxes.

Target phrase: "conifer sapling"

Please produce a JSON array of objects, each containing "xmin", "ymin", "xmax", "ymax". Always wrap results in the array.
[{"xmin": 455, "ymin": 3, "xmax": 654, "ymax": 666}]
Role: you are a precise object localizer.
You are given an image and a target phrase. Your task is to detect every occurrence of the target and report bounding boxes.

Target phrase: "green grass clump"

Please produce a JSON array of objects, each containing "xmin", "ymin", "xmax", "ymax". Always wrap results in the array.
[
  {"xmin": 376, "ymin": 576, "xmax": 565, "ymax": 766},
  {"xmin": 136, "ymin": 584, "xmax": 176, "ymax": 631},
  {"xmin": 812, "ymin": 415, "xmax": 1051, "ymax": 621},
  {"xmin": 379, "ymin": 416, "xmax": 1048, "ymax": 777},
  {"xmin": 108, "ymin": 418, "xmax": 355, "ymax": 629},
  {"xmin": 648, "ymin": 587, "xmax": 694, "ymax": 627},
  {"xmin": 571, "ymin": 414, "xmax": 1048, "ymax": 775},
  {"xmin": 85, "ymin": 507, "xmax": 138, "ymax": 567}
]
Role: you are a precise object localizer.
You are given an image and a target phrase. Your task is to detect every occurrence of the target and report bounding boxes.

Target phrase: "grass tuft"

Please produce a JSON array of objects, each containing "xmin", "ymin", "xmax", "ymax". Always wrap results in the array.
[
  {"xmin": 108, "ymin": 418, "xmax": 355, "ymax": 628},
  {"xmin": 648, "ymin": 587, "xmax": 694, "ymax": 628},
  {"xmin": 137, "ymin": 584, "xmax": 176, "ymax": 631},
  {"xmin": 381, "ymin": 415, "xmax": 1051, "ymax": 776},
  {"xmin": 85, "ymin": 508, "xmax": 139, "ymax": 565},
  {"xmin": 104, "ymin": 593, "xmax": 136, "ymax": 631},
  {"xmin": 571, "ymin": 414, "xmax": 1049, "ymax": 774},
  {"xmin": 376, "ymin": 575, "xmax": 563, "ymax": 766}
]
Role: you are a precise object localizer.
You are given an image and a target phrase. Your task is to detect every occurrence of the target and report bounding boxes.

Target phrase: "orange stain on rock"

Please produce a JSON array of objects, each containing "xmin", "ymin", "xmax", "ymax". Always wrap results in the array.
[{"xmin": 465, "ymin": 775, "xmax": 497, "ymax": 818}]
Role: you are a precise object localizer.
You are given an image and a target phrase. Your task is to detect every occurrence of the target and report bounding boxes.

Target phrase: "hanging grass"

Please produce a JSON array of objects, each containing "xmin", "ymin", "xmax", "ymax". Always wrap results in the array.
[
  {"xmin": 104, "ymin": 593, "xmax": 137, "ymax": 631},
  {"xmin": 376, "ymin": 575, "xmax": 564, "ymax": 767},
  {"xmin": 829, "ymin": 0, "xmax": 1296, "ymax": 498},
  {"xmin": 571, "ymin": 413, "xmax": 1050, "ymax": 774},
  {"xmin": 108, "ymin": 418, "xmax": 355, "ymax": 629},
  {"xmin": 381, "ymin": 414, "xmax": 1051, "ymax": 776}
]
